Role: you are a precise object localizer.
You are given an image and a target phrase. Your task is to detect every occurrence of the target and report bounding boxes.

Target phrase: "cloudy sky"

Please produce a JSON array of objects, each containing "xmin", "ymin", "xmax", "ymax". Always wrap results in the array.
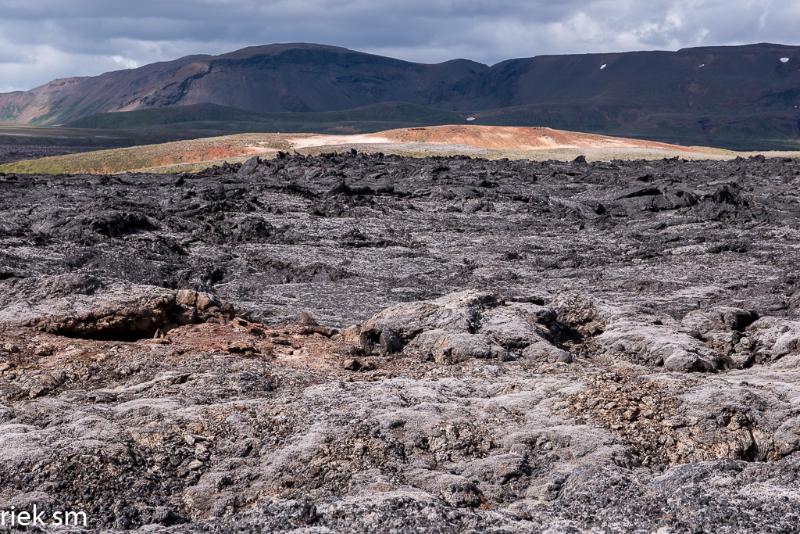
[{"xmin": 1, "ymin": 0, "xmax": 798, "ymax": 92}]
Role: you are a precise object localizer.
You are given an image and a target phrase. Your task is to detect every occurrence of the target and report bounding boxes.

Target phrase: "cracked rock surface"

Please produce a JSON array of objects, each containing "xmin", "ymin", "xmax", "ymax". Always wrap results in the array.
[{"xmin": 2, "ymin": 153, "xmax": 800, "ymax": 532}]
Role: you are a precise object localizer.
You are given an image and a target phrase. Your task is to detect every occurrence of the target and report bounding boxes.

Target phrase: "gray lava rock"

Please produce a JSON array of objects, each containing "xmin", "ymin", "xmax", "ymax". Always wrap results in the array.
[
  {"xmin": 1, "ymin": 154, "xmax": 800, "ymax": 533},
  {"xmin": 238, "ymin": 156, "xmax": 262, "ymax": 177}
]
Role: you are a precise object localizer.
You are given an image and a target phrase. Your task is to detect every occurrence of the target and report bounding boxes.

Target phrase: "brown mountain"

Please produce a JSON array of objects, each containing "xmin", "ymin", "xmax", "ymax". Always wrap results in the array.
[
  {"xmin": 1, "ymin": 42, "xmax": 799, "ymax": 149},
  {"xmin": 0, "ymin": 44, "xmax": 487, "ymax": 124}
]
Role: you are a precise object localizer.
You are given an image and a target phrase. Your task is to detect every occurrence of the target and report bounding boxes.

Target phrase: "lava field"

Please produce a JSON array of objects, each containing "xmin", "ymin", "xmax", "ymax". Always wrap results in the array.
[{"xmin": 1, "ymin": 152, "xmax": 800, "ymax": 532}]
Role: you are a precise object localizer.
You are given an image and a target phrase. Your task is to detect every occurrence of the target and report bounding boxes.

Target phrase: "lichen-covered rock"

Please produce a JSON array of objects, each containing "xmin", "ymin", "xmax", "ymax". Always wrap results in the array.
[
  {"xmin": 359, "ymin": 291, "xmax": 563, "ymax": 363},
  {"xmin": 522, "ymin": 338, "xmax": 573, "ymax": 363},
  {"xmin": 681, "ymin": 306, "xmax": 759, "ymax": 335},
  {"xmin": 406, "ymin": 329, "xmax": 498, "ymax": 363},
  {"xmin": 592, "ymin": 310, "xmax": 722, "ymax": 371},
  {"xmin": 746, "ymin": 317, "xmax": 800, "ymax": 367}
]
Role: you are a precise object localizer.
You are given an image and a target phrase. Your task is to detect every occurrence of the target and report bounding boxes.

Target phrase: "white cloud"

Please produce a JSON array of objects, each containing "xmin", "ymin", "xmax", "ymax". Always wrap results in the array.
[{"xmin": 111, "ymin": 55, "xmax": 139, "ymax": 69}]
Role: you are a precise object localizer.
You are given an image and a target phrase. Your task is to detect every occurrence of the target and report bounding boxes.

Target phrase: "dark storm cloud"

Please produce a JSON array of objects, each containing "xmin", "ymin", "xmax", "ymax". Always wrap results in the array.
[{"xmin": 0, "ymin": 0, "xmax": 798, "ymax": 91}]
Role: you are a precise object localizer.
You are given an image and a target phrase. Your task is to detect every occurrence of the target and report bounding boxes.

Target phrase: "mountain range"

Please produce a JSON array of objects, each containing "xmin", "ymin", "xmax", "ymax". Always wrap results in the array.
[{"xmin": 1, "ymin": 42, "xmax": 799, "ymax": 149}]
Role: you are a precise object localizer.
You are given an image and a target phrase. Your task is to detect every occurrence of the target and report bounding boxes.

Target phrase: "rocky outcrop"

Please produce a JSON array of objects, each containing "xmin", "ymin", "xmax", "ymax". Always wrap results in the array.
[
  {"xmin": 359, "ymin": 291, "xmax": 574, "ymax": 363},
  {"xmin": 32, "ymin": 288, "xmax": 232, "ymax": 341}
]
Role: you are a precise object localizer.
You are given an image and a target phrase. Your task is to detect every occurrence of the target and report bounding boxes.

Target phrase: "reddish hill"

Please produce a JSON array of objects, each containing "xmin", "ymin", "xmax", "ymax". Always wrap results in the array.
[{"xmin": 377, "ymin": 125, "xmax": 699, "ymax": 152}]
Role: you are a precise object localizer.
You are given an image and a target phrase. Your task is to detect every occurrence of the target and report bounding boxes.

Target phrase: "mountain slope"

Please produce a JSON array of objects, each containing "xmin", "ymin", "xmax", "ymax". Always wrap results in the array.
[
  {"xmin": 0, "ymin": 44, "xmax": 488, "ymax": 125},
  {"xmin": 63, "ymin": 102, "xmax": 465, "ymax": 134},
  {"xmin": 1, "ymin": 42, "xmax": 799, "ymax": 148},
  {"xmin": 488, "ymin": 44, "xmax": 800, "ymax": 111}
]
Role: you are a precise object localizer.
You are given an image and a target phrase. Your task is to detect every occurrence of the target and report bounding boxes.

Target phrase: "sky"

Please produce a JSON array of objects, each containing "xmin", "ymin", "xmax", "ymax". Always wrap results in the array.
[{"xmin": 1, "ymin": 0, "xmax": 798, "ymax": 92}]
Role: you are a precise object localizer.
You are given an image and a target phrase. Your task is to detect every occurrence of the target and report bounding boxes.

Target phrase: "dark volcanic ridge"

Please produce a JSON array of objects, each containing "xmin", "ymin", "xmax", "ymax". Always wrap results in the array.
[{"xmin": 2, "ymin": 153, "xmax": 800, "ymax": 532}]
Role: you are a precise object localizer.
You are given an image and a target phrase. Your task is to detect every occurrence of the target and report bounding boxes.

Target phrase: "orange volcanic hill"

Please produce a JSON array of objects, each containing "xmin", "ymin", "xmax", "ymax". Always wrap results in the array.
[
  {"xmin": 1, "ymin": 125, "xmax": 757, "ymax": 175},
  {"xmin": 376, "ymin": 125, "xmax": 699, "ymax": 152},
  {"xmin": 287, "ymin": 125, "xmax": 706, "ymax": 154}
]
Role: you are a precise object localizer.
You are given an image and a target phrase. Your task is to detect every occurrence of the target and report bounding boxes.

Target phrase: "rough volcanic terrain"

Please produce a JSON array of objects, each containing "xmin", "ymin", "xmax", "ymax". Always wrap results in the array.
[
  {"xmin": 2, "ymin": 153, "xmax": 800, "ymax": 532},
  {"xmin": 0, "ymin": 145, "xmax": 99, "ymax": 165}
]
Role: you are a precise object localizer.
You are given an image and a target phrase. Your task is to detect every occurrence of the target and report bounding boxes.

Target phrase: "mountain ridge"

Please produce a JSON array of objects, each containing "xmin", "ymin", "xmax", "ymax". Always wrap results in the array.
[{"xmin": 1, "ymin": 42, "xmax": 799, "ymax": 149}]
